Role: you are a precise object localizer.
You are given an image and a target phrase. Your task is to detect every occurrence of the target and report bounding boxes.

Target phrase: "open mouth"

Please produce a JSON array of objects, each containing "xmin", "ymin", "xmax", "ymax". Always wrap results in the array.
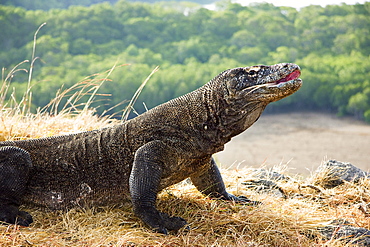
[{"xmin": 274, "ymin": 69, "xmax": 301, "ymax": 85}]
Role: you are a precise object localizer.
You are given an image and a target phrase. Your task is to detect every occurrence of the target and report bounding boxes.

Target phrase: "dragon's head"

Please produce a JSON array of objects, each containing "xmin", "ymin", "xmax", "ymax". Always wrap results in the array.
[
  {"xmin": 219, "ymin": 63, "xmax": 302, "ymax": 104},
  {"xmin": 204, "ymin": 63, "xmax": 302, "ymax": 137}
]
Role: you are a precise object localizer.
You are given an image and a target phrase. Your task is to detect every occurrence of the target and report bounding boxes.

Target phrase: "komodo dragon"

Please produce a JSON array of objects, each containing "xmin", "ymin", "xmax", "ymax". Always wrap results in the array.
[{"xmin": 0, "ymin": 63, "xmax": 302, "ymax": 233}]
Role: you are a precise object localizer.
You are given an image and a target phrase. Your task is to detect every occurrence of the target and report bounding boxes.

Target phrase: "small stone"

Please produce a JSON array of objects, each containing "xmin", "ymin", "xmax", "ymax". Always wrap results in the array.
[{"xmin": 312, "ymin": 160, "xmax": 369, "ymax": 189}]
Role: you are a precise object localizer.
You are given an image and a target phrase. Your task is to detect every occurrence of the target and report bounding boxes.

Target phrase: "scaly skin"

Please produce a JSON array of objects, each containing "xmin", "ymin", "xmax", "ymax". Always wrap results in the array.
[{"xmin": 0, "ymin": 63, "xmax": 302, "ymax": 233}]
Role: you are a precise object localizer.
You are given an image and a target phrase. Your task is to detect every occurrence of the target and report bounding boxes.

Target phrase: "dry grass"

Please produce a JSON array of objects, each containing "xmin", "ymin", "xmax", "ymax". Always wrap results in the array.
[{"xmin": 0, "ymin": 58, "xmax": 122, "ymax": 141}]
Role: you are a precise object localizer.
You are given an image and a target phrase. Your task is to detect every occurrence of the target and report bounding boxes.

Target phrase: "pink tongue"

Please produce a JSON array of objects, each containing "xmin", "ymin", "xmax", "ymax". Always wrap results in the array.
[{"xmin": 276, "ymin": 70, "xmax": 301, "ymax": 84}]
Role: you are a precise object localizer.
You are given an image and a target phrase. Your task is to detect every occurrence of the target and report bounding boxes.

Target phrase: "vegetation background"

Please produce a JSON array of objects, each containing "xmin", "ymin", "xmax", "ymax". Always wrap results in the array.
[{"xmin": 0, "ymin": 0, "xmax": 369, "ymax": 121}]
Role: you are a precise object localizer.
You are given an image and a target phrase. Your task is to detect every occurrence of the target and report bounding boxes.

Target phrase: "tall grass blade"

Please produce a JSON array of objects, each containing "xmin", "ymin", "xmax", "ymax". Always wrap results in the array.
[
  {"xmin": 121, "ymin": 66, "xmax": 159, "ymax": 121},
  {"xmin": 82, "ymin": 62, "xmax": 118, "ymax": 113},
  {"xmin": 21, "ymin": 22, "xmax": 46, "ymax": 115},
  {"xmin": 0, "ymin": 60, "xmax": 29, "ymax": 109}
]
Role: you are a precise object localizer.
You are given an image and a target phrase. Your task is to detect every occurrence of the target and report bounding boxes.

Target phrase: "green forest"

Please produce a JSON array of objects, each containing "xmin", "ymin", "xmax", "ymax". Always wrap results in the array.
[{"xmin": 1, "ymin": 0, "xmax": 370, "ymax": 121}]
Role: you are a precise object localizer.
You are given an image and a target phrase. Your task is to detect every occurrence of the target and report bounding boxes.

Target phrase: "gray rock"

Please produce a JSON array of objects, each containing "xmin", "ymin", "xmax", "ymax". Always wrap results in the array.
[
  {"xmin": 317, "ymin": 219, "xmax": 370, "ymax": 246},
  {"xmin": 313, "ymin": 160, "xmax": 369, "ymax": 189}
]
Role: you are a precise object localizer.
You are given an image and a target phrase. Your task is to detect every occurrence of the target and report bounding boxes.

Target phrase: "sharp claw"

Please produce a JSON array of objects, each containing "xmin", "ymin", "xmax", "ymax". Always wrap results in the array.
[
  {"xmin": 154, "ymin": 227, "xmax": 168, "ymax": 235},
  {"xmin": 238, "ymin": 197, "xmax": 262, "ymax": 206},
  {"xmin": 228, "ymin": 193, "xmax": 262, "ymax": 206}
]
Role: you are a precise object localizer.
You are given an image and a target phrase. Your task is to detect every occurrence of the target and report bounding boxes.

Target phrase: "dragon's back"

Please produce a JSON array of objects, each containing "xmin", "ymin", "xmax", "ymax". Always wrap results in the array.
[{"xmin": 0, "ymin": 124, "xmax": 133, "ymax": 209}]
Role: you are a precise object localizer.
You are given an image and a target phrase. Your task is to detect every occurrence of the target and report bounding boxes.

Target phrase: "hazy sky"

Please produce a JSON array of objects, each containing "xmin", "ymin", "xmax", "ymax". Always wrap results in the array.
[{"xmin": 232, "ymin": 0, "xmax": 367, "ymax": 9}]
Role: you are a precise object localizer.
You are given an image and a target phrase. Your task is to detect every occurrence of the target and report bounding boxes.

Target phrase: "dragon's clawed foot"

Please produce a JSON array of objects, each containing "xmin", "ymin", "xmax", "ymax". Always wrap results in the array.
[
  {"xmin": 135, "ymin": 207, "xmax": 187, "ymax": 234},
  {"xmin": 0, "ymin": 204, "xmax": 33, "ymax": 226},
  {"xmin": 156, "ymin": 212, "xmax": 187, "ymax": 234}
]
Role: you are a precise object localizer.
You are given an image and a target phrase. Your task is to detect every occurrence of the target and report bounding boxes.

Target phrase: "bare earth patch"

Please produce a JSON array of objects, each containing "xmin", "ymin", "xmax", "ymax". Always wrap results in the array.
[{"xmin": 215, "ymin": 112, "xmax": 370, "ymax": 175}]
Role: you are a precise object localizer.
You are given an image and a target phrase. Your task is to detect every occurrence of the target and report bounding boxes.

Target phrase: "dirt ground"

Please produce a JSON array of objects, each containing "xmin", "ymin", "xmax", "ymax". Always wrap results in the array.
[{"xmin": 214, "ymin": 112, "xmax": 370, "ymax": 176}]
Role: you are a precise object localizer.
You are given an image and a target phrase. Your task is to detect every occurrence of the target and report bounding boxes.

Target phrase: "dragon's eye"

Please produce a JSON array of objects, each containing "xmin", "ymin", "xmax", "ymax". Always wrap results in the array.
[{"xmin": 248, "ymin": 70, "xmax": 257, "ymax": 76}]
